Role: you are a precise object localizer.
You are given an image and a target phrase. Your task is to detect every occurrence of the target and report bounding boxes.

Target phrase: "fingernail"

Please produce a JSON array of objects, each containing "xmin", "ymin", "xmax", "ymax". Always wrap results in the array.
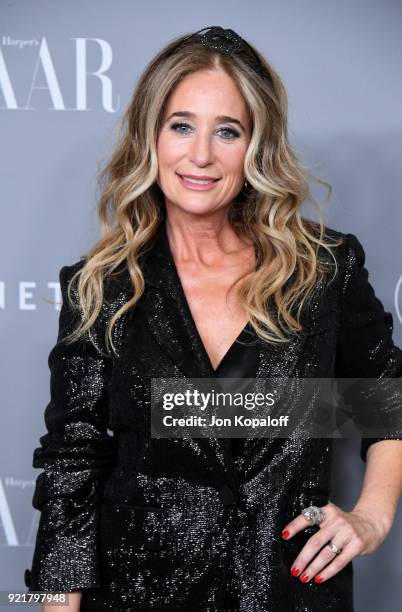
[
  {"xmin": 300, "ymin": 573, "xmax": 309, "ymax": 582},
  {"xmin": 314, "ymin": 576, "xmax": 324, "ymax": 583},
  {"xmin": 290, "ymin": 566, "xmax": 300, "ymax": 576},
  {"xmin": 282, "ymin": 530, "xmax": 290, "ymax": 539}
]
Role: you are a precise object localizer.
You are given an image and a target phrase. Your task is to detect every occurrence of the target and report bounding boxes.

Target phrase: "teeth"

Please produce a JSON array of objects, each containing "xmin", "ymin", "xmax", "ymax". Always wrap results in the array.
[{"xmin": 180, "ymin": 175, "xmax": 215, "ymax": 185}]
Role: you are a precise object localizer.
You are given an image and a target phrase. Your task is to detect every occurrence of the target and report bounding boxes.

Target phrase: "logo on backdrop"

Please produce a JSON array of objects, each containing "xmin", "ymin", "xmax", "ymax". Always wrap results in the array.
[
  {"xmin": 0, "ymin": 36, "xmax": 119, "ymax": 112},
  {"xmin": 0, "ymin": 477, "xmax": 37, "ymax": 547},
  {"xmin": 0, "ymin": 280, "xmax": 61, "ymax": 311},
  {"xmin": 396, "ymin": 275, "xmax": 402, "ymax": 325}
]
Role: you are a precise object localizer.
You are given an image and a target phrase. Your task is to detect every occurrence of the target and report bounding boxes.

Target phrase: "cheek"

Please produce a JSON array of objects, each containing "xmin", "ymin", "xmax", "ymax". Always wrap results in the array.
[
  {"xmin": 156, "ymin": 134, "xmax": 178, "ymax": 168},
  {"xmin": 156, "ymin": 144, "xmax": 168, "ymax": 170},
  {"xmin": 221, "ymin": 146, "xmax": 247, "ymax": 175}
]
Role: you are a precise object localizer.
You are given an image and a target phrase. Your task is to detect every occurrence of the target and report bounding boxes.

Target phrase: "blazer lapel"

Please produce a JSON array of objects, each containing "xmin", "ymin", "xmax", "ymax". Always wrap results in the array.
[
  {"xmin": 116, "ymin": 216, "xmax": 317, "ymax": 473},
  {"xmin": 133, "ymin": 218, "xmax": 217, "ymax": 379},
  {"xmin": 121, "ymin": 216, "xmax": 311, "ymax": 382}
]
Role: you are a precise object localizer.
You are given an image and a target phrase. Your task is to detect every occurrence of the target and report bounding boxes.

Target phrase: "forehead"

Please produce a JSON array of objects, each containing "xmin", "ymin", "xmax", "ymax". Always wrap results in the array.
[{"xmin": 164, "ymin": 69, "xmax": 248, "ymax": 117}]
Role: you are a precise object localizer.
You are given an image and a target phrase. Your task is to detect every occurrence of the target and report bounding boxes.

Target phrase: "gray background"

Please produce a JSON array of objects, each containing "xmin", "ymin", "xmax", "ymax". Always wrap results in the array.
[{"xmin": 1, "ymin": 1, "xmax": 401, "ymax": 610}]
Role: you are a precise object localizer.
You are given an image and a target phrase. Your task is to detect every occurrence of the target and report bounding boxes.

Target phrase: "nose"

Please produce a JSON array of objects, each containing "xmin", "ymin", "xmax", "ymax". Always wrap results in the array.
[{"xmin": 187, "ymin": 130, "xmax": 215, "ymax": 166}]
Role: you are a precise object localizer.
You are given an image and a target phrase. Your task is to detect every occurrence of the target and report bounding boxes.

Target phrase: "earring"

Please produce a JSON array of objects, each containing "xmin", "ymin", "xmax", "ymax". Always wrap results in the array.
[{"xmin": 244, "ymin": 179, "xmax": 248, "ymax": 188}]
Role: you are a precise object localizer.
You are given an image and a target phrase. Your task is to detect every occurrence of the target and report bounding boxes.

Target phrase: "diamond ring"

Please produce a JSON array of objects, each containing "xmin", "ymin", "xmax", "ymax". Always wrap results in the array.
[
  {"xmin": 301, "ymin": 505, "xmax": 326, "ymax": 525},
  {"xmin": 328, "ymin": 541, "xmax": 342, "ymax": 555}
]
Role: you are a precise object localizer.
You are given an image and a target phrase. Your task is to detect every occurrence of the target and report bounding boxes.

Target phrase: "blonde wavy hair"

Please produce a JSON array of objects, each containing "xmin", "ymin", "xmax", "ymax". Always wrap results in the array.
[{"xmin": 64, "ymin": 28, "xmax": 343, "ymax": 357}]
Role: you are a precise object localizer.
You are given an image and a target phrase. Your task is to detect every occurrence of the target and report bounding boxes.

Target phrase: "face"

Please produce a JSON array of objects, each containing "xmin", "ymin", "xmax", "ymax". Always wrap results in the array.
[{"xmin": 156, "ymin": 69, "xmax": 251, "ymax": 217}]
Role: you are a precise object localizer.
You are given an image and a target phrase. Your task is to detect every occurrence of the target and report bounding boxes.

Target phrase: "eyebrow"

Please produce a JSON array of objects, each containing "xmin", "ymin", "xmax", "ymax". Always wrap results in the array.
[{"xmin": 165, "ymin": 111, "xmax": 245, "ymax": 131}]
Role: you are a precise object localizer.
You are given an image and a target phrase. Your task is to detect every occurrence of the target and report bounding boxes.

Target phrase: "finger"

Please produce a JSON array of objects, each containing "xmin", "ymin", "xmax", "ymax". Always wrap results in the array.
[
  {"xmin": 312, "ymin": 535, "xmax": 365, "ymax": 583},
  {"xmin": 282, "ymin": 503, "xmax": 331, "ymax": 540},
  {"xmin": 310, "ymin": 545, "xmax": 359, "ymax": 584},
  {"xmin": 296, "ymin": 536, "xmax": 351, "ymax": 583},
  {"xmin": 289, "ymin": 525, "xmax": 338, "ymax": 577}
]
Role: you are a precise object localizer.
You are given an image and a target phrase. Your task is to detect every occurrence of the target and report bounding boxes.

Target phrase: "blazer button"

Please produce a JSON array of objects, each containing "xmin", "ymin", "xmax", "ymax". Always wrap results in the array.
[
  {"xmin": 24, "ymin": 568, "xmax": 32, "ymax": 588},
  {"xmin": 219, "ymin": 484, "xmax": 236, "ymax": 505},
  {"xmin": 144, "ymin": 536, "xmax": 163, "ymax": 551}
]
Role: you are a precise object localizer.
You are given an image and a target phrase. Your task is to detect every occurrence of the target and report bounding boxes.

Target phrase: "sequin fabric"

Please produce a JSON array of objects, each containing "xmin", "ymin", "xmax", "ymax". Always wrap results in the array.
[
  {"xmin": 186, "ymin": 26, "xmax": 247, "ymax": 54},
  {"xmin": 25, "ymin": 218, "xmax": 402, "ymax": 611},
  {"xmin": 180, "ymin": 26, "xmax": 267, "ymax": 79}
]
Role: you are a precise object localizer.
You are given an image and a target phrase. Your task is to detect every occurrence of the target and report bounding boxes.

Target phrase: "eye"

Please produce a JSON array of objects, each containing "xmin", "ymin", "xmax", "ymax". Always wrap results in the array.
[
  {"xmin": 169, "ymin": 122, "xmax": 240, "ymax": 140},
  {"xmin": 170, "ymin": 121, "xmax": 192, "ymax": 134},
  {"xmin": 219, "ymin": 127, "xmax": 241, "ymax": 139}
]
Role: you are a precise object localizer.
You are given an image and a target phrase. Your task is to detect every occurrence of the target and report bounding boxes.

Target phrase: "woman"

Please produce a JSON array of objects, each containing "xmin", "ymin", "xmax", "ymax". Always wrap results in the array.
[{"xmin": 25, "ymin": 26, "xmax": 402, "ymax": 612}]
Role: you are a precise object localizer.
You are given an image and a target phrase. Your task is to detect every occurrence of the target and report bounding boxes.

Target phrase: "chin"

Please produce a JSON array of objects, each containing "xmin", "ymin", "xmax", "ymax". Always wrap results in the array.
[{"xmin": 170, "ymin": 199, "xmax": 221, "ymax": 216}]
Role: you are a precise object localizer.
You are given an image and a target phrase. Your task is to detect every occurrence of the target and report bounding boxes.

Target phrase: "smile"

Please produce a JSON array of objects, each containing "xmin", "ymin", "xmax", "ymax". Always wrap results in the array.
[{"xmin": 176, "ymin": 173, "xmax": 220, "ymax": 190}]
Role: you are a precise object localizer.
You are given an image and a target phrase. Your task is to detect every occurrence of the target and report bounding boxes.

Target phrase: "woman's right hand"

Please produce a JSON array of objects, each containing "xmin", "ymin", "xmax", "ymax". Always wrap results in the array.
[{"xmin": 43, "ymin": 591, "xmax": 82, "ymax": 612}]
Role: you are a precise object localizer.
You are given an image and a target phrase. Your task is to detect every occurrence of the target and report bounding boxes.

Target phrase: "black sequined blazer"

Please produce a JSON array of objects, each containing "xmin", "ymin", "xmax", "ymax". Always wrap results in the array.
[{"xmin": 25, "ymin": 219, "xmax": 402, "ymax": 611}]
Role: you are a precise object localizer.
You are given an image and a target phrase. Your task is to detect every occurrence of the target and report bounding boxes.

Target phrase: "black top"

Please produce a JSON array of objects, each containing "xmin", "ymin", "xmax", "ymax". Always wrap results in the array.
[{"xmin": 214, "ymin": 322, "xmax": 259, "ymax": 458}]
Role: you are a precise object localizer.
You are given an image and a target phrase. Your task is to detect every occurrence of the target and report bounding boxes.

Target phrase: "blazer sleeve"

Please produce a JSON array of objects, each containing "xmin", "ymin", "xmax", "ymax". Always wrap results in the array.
[
  {"xmin": 24, "ymin": 263, "xmax": 118, "ymax": 592},
  {"xmin": 334, "ymin": 232, "xmax": 402, "ymax": 462}
]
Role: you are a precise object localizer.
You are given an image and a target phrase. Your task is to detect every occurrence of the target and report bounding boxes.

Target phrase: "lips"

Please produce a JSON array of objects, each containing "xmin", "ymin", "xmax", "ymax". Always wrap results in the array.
[
  {"xmin": 176, "ymin": 173, "xmax": 220, "ymax": 181},
  {"xmin": 176, "ymin": 173, "xmax": 220, "ymax": 190}
]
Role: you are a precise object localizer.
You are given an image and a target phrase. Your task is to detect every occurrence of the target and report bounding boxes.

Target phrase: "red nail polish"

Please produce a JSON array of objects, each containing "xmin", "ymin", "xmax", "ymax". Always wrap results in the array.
[
  {"xmin": 314, "ymin": 576, "xmax": 324, "ymax": 583},
  {"xmin": 290, "ymin": 567, "xmax": 300, "ymax": 576},
  {"xmin": 282, "ymin": 530, "xmax": 290, "ymax": 539},
  {"xmin": 300, "ymin": 574, "xmax": 309, "ymax": 582}
]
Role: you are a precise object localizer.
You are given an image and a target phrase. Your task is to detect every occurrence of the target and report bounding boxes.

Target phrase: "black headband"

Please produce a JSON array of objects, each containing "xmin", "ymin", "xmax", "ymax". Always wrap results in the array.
[{"xmin": 181, "ymin": 26, "xmax": 266, "ymax": 79}]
